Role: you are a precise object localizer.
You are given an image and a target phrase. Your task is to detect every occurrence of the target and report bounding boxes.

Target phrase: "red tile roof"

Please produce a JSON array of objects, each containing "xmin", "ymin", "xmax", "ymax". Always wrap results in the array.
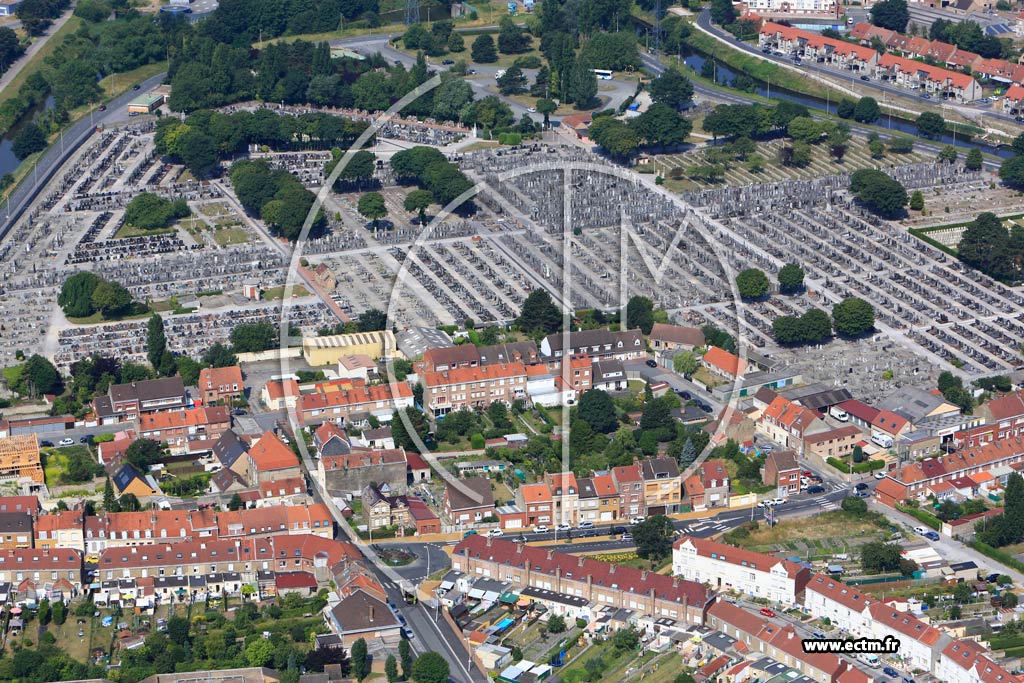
[
  {"xmin": 249, "ymin": 431, "xmax": 300, "ymax": 472},
  {"xmin": 424, "ymin": 362, "xmax": 527, "ymax": 387},
  {"xmin": 868, "ymin": 602, "xmax": 944, "ymax": 645},
  {"xmin": 703, "ymin": 346, "xmax": 745, "ymax": 376},
  {"xmin": 675, "ymin": 536, "xmax": 806, "ymax": 579}
]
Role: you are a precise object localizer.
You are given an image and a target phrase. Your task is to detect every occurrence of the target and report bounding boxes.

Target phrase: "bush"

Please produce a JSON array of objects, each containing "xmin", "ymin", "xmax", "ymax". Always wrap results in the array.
[
  {"xmin": 896, "ymin": 503, "xmax": 942, "ymax": 530},
  {"xmin": 124, "ymin": 192, "xmax": 190, "ymax": 230},
  {"xmin": 470, "ymin": 433, "xmax": 485, "ymax": 449},
  {"xmin": 969, "ymin": 540, "xmax": 1024, "ymax": 574}
]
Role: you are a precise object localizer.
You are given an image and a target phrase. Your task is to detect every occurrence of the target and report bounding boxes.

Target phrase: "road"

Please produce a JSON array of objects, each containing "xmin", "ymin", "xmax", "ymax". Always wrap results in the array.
[
  {"xmin": 0, "ymin": 72, "xmax": 167, "ymax": 241},
  {"xmin": 0, "ymin": 8, "xmax": 72, "ymax": 95}
]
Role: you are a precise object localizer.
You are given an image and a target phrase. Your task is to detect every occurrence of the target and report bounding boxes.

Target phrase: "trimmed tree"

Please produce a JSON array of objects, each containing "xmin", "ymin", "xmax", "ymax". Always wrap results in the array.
[
  {"xmin": 358, "ymin": 192, "xmax": 388, "ymax": 231},
  {"xmin": 777, "ymin": 263, "xmax": 804, "ymax": 294},
  {"xmin": 832, "ymin": 297, "xmax": 875, "ymax": 337},
  {"xmin": 736, "ymin": 268, "xmax": 770, "ymax": 300}
]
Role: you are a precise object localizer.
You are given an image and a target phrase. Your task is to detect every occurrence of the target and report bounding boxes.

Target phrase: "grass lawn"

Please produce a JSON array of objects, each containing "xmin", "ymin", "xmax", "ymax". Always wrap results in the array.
[
  {"xmin": 692, "ymin": 367, "xmax": 721, "ymax": 388},
  {"xmin": 458, "ymin": 140, "xmax": 501, "ymax": 151},
  {"xmin": 67, "ymin": 307, "xmax": 152, "ymax": 324},
  {"xmin": 211, "ymin": 227, "xmax": 251, "ymax": 245},
  {"xmin": 0, "ymin": 16, "xmax": 84, "ymax": 112},
  {"xmin": 97, "ymin": 60, "xmax": 168, "ymax": 99},
  {"xmin": 114, "ymin": 223, "xmax": 176, "ymax": 239},
  {"xmin": 262, "ymin": 284, "xmax": 310, "ymax": 300},
  {"xmin": 726, "ymin": 510, "xmax": 889, "ymax": 557}
]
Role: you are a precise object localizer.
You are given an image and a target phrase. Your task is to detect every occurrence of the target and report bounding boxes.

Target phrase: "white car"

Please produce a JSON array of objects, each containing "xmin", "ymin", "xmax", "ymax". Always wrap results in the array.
[
  {"xmin": 486, "ymin": 528, "xmax": 503, "ymax": 537},
  {"xmin": 59, "ymin": 438, "xmax": 75, "ymax": 446},
  {"xmin": 578, "ymin": 521, "xmax": 595, "ymax": 529},
  {"xmin": 630, "ymin": 516, "xmax": 646, "ymax": 525},
  {"xmin": 556, "ymin": 523, "xmax": 571, "ymax": 531},
  {"xmin": 534, "ymin": 525, "xmax": 549, "ymax": 533},
  {"xmin": 913, "ymin": 526, "xmax": 930, "ymax": 535},
  {"xmin": 874, "ymin": 471, "xmax": 887, "ymax": 479}
]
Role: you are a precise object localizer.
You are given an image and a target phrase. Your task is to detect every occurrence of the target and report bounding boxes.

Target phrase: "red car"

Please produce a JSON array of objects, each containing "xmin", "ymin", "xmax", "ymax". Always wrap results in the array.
[
  {"xmin": 802, "ymin": 470, "xmax": 812, "ymax": 476},
  {"xmin": 760, "ymin": 607, "xmax": 776, "ymax": 618}
]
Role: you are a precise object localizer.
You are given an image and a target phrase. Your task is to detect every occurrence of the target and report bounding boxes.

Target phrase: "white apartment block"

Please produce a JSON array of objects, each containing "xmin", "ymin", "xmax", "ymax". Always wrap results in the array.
[{"xmin": 672, "ymin": 536, "xmax": 809, "ymax": 605}]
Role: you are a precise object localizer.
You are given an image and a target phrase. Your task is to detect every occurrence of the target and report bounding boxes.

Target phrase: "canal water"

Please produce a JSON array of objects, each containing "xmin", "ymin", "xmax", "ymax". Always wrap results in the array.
[{"xmin": 0, "ymin": 95, "xmax": 57, "ymax": 178}]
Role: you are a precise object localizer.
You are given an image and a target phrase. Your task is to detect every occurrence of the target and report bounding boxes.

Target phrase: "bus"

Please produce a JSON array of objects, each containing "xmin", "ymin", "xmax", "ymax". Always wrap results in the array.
[{"xmin": 592, "ymin": 69, "xmax": 613, "ymax": 80}]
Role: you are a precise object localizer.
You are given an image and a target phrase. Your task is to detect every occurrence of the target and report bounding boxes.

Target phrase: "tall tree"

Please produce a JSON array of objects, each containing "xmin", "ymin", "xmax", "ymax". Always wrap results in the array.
[
  {"xmin": 411, "ymin": 652, "xmax": 449, "ymax": 683},
  {"xmin": 777, "ymin": 263, "xmax": 805, "ymax": 294},
  {"xmin": 577, "ymin": 389, "xmax": 618, "ymax": 433},
  {"xmin": 625, "ymin": 295, "xmax": 656, "ymax": 334},
  {"xmin": 870, "ymin": 0, "xmax": 909, "ymax": 31},
  {"xmin": 399, "ymin": 638, "xmax": 414, "ymax": 679},
  {"xmin": 649, "ymin": 69, "xmax": 694, "ymax": 111},
  {"xmin": 147, "ymin": 314, "xmax": 168, "ymax": 372},
  {"xmin": 832, "ymin": 298, "xmax": 875, "ymax": 337},
  {"xmin": 386, "ymin": 655, "xmax": 399, "ymax": 683},
  {"xmin": 471, "ymin": 34, "xmax": 498, "ymax": 63},
  {"xmin": 632, "ymin": 515, "xmax": 676, "ymax": 560},
  {"xmin": 103, "ymin": 476, "xmax": 118, "ymax": 512},
  {"xmin": 351, "ymin": 638, "xmax": 369, "ymax": 681},
  {"xmin": 515, "ymin": 289, "xmax": 562, "ymax": 336},
  {"xmin": 358, "ymin": 192, "xmax": 388, "ymax": 231},
  {"xmin": 568, "ymin": 58, "xmax": 598, "ymax": 109}
]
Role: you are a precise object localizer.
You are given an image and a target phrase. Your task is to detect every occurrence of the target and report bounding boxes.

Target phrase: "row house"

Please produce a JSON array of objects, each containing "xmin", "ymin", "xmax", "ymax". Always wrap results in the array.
[
  {"xmin": 417, "ymin": 341, "xmax": 539, "ymax": 373},
  {"xmin": 297, "ymin": 380, "xmax": 414, "ymax": 426},
  {"xmin": 248, "ymin": 431, "xmax": 301, "ymax": 484},
  {"xmin": 515, "ymin": 482, "xmax": 554, "ymax": 527},
  {"xmin": 707, "ymin": 600, "xmax": 851, "ymax": 683},
  {"xmin": 875, "ymin": 54, "xmax": 982, "ymax": 103},
  {"xmin": 315, "ymin": 420, "xmax": 408, "ymax": 494},
  {"xmin": 97, "ymin": 534, "xmax": 359, "ymax": 583},
  {"xmin": 937, "ymin": 638, "xmax": 1018, "ymax": 683},
  {"xmin": 803, "ymin": 34, "xmax": 878, "ymax": 72},
  {"xmin": 442, "ymin": 477, "xmax": 495, "ymax": 525},
  {"xmin": 95, "ymin": 376, "xmax": 187, "ymax": 423},
  {"xmin": 0, "ymin": 548, "xmax": 82, "ymax": 600},
  {"xmin": 612, "ymin": 463, "xmax": 645, "ymax": 520},
  {"xmin": 198, "ymin": 365, "xmax": 245, "ymax": 405},
  {"xmin": 0, "ymin": 512, "xmax": 32, "ymax": 550},
  {"xmin": 539, "ymin": 329, "xmax": 645, "ymax": 363},
  {"xmin": 763, "ymin": 449, "xmax": 801, "ymax": 497},
  {"xmin": 137, "ymin": 406, "xmax": 231, "ymax": 450},
  {"xmin": 759, "ymin": 21, "xmax": 809, "ymax": 53},
  {"xmin": 576, "ymin": 474, "xmax": 619, "ymax": 524},
  {"xmin": 35, "ymin": 510, "xmax": 83, "ymax": 550},
  {"xmin": 261, "ymin": 378, "xmax": 300, "ymax": 411},
  {"xmin": 258, "ymin": 478, "xmax": 307, "ymax": 506},
  {"xmin": 452, "ymin": 535, "xmax": 711, "ymax": 624},
  {"xmin": 741, "ymin": 0, "xmax": 836, "ymax": 15},
  {"xmin": 641, "ymin": 457, "xmax": 683, "ymax": 514},
  {"xmin": 803, "ymin": 425, "xmax": 862, "ymax": 460},
  {"xmin": 422, "ymin": 363, "xmax": 527, "ymax": 417},
  {"xmin": 682, "ymin": 459, "xmax": 730, "ymax": 512},
  {"xmin": 1003, "ymin": 83, "xmax": 1024, "ymax": 114},
  {"xmin": 977, "ymin": 389, "xmax": 1024, "ymax": 440},
  {"xmin": 874, "ymin": 436, "xmax": 1024, "ymax": 507},
  {"xmin": 545, "ymin": 472, "xmax": 579, "ymax": 526},
  {"xmin": 216, "ymin": 504, "xmax": 332, "ymax": 540},
  {"xmin": 591, "ymin": 359, "xmax": 627, "ymax": 392},
  {"xmin": 673, "ymin": 536, "xmax": 810, "ymax": 605},
  {"xmin": 360, "ymin": 484, "xmax": 438, "ymax": 535},
  {"xmin": 648, "ymin": 323, "xmax": 704, "ymax": 353}
]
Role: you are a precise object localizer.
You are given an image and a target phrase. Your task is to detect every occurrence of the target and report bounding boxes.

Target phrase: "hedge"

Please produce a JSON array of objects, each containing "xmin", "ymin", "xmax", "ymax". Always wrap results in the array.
[
  {"xmin": 969, "ymin": 540, "xmax": 1024, "ymax": 575},
  {"xmin": 896, "ymin": 504, "xmax": 941, "ymax": 530},
  {"xmin": 827, "ymin": 457, "xmax": 886, "ymax": 474}
]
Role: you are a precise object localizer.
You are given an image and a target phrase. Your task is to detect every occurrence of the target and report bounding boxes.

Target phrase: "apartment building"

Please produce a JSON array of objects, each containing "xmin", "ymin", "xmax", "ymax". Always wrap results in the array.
[
  {"xmin": 247, "ymin": 431, "xmax": 301, "ymax": 484},
  {"xmin": 673, "ymin": 536, "xmax": 810, "ymax": 605},
  {"xmin": 452, "ymin": 535, "xmax": 711, "ymax": 624},
  {"xmin": 95, "ymin": 377, "xmax": 187, "ymax": 423},
  {"xmin": 422, "ymin": 363, "xmax": 527, "ymax": 417},
  {"xmin": 742, "ymin": 0, "xmax": 835, "ymax": 14},
  {"xmin": 297, "ymin": 380, "xmax": 413, "ymax": 426},
  {"xmin": 137, "ymin": 406, "xmax": 231, "ymax": 450}
]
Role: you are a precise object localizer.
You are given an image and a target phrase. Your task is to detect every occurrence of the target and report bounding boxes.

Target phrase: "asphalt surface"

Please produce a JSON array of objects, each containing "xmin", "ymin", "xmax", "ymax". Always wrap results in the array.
[{"xmin": 0, "ymin": 72, "xmax": 167, "ymax": 241}]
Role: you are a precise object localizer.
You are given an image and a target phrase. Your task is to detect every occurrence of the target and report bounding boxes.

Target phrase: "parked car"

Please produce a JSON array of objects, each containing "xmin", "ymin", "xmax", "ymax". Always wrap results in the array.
[
  {"xmin": 860, "ymin": 75, "xmax": 870, "ymax": 81},
  {"xmin": 812, "ymin": 630, "xmax": 826, "ymax": 639},
  {"xmin": 924, "ymin": 531, "xmax": 940, "ymax": 541},
  {"xmin": 527, "ymin": 106, "xmax": 536, "ymax": 113},
  {"xmin": 680, "ymin": 390, "xmax": 692, "ymax": 400},
  {"xmin": 612, "ymin": 525, "xmax": 627, "ymax": 535},
  {"xmin": 467, "ymin": 68, "xmax": 477, "ymax": 74},
  {"xmin": 620, "ymin": 533, "xmax": 633, "ymax": 542},
  {"xmin": 556, "ymin": 523, "xmax": 571, "ymax": 531},
  {"xmin": 486, "ymin": 528, "xmax": 503, "ymax": 537},
  {"xmin": 630, "ymin": 516, "xmax": 645, "ymax": 525},
  {"xmin": 875, "ymin": 471, "xmax": 887, "ymax": 479},
  {"xmin": 98, "ymin": 104, "xmax": 107, "ymax": 111},
  {"xmin": 854, "ymin": 482, "xmax": 869, "ymax": 491},
  {"xmin": 79, "ymin": 435, "xmax": 95, "ymax": 444},
  {"xmin": 463, "ymin": 530, "xmax": 478, "ymax": 538},
  {"xmin": 132, "ymin": 84, "xmax": 141, "ymax": 90},
  {"xmin": 59, "ymin": 438, "xmax": 75, "ymax": 446},
  {"xmin": 883, "ymin": 667, "xmax": 900, "ymax": 678},
  {"xmin": 442, "ymin": 59, "xmax": 454, "ymax": 65},
  {"xmin": 855, "ymin": 490, "xmax": 871, "ymax": 498},
  {"xmin": 759, "ymin": 607, "xmax": 776, "ymax": 617},
  {"xmin": 402, "ymin": 628, "xmax": 415, "ymax": 639},
  {"xmin": 534, "ymin": 525, "xmax": 549, "ymax": 533},
  {"xmin": 40, "ymin": 440, "xmax": 54, "ymax": 448},
  {"xmin": 578, "ymin": 521, "xmax": 594, "ymax": 529},
  {"xmin": 806, "ymin": 485, "xmax": 825, "ymax": 494},
  {"xmin": 645, "ymin": 359, "xmax": 657, "ymax": 367}
]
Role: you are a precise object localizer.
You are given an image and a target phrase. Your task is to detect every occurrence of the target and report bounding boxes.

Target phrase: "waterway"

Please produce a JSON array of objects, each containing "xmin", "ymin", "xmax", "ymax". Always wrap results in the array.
[{"xmin": 0, "ymin": 95, "xmax": 57, "ymax": 178}]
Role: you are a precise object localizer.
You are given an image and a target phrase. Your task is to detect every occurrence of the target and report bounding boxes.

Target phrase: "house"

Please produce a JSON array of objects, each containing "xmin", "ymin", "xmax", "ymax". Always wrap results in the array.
[
  {"xmin": 478, "ymin": 341, "xmax": 539, "ymax": 366},
  {"xmin": 762, "ymin": 449, "xmax": 801, "ymax": 497},
  {"xmin": 137, "ymin": 406, "xmax": 231, "ymax": 451},
  {"xmin": 611, "ymin": 464, "xmax": 645, "ymax": 520},
  {"xmin": 354, "ymin": 426, "xmax": 395, "ymax": 450},
  {"xmin": 336, "ymin": 355, "xmax": 377, "ymax": 381},
  {"xmin": 422, "ymin": 363, "xmax": 527, "ymax": 417},
  {"xmin": 453, "ymin": 535, "xmax": 711, "ymax": 624},
  {"xmin": 0, "ymin": 548, "xmax": 82, "ymax": 600},
  {"xmin": 95, "ymin": 377, "xmax": 187, "ymax": 423},
  {"xmin": 259, "ymin": 478, "xmax": 307, "ymax": 506},
  {"xmin": 407, "ymin": 451, "xmax": 430, "ymax": 483},
  {"xmin": 198, "ymin": 366, "xmax": 244, "ymax": 405},
  {"xmin": 515, "ymin": 483, "xmax": 553, "ymax": 527},
  {"xmin": 758, "ymin": 396, "xmax": 828, "ymax": 453},
  {"xmin": 34, "ymin": 509, "xmax": 83, "ymax": 550},
  {"xmin": 875, "ymin": 53, "xmax": 982, "ymax": 102},
  {"xmin": 936, "ymin": 637, "xmax": 1017, "ymax": 683},
  {"xmin": 803, "ymin": 426, "xmax": 862, "ymax": 460},
  {"xmin": 638, "ymin": 457, "xmax": 682, "ymax": 515},
  {"xmin": 867, "ymin": 602, "xmax": 949, "ymax": 673},
  {"xmin": 648, "ymin": 323, "xmax": 704, "ymax": 353},
  {"xmin": 0, "ymin": 435, "xmax": 44, "ymax": 484},
  {"xmin": 212, "ymin": 430, "xmax": 251, "ymax": 480},
  {"xmin": 112, "ymin": 463, "xmax": 161, "ymax": 498},
  {"xmin": 323, "ymin": 589, "xmax": 402, "ymax": 647},
  {"xmin": 539, "ymin": 329, "xmax": 644, "ymax": 363},
  {"xmin": 1003, "ymin": 84, "xmax": 1024, "ymax": 114},
  {"xmin": 871, "ymin": 409, "xmax": 911, "ymax": 439},
  {"xmin": 674, "ymin": 536, "xmax": 810, "ymax": 605},
  {"xmin": 247, "ymin": 432, "xmax": 301, "ymax": 483},
  {"xmin": 442, "ymin": 477, "xmax": 495, "ymax": 525},
  {"xmin": 978, "ymin": 390, "xmax": 1024, "ymax": 440},
  {"xmin": 695, "ymin": 459, "xmax": 729, "ymax": 510},
  {"xmin": 591, "ymin": 359, "xmax": 627, "ymax": 392},
  {"xmin": 702, "ymin": 346, "xmax": 745, "ymax": 380},
  {"xmin": 297, "ymin": 380, "xmax": 413, "ymax": 426},
  {"xmin": 318, "ymin": 445, "xmax": 408, "ymax": 496},
  {"xmin": 0, "ymin": 512, "xmax": 32, "ymax": 549},
  {"xmin": 0, "ymin": 496, "xmax": 40, "ymax": 519},
  {"xmin": 262, "ymin": 378, "xmax": 300, "ymax": 411},
  {"xmin": 419, "ymin": 344, "xmax": 480, "ymax": 373},
  {"xmin": 362, "ymin": 484, "xmax": 411, "ymax": 531},
  {"xmin": 406, "ymin": 498, "xmax": 441, "ymax": 535},
  {"xmin": 576, "ymin": 473, "xmax": 619, "ymax": 524},
  {"xmin": 544, "ymin": 472, "xmax": 579, "ymax": 526}
]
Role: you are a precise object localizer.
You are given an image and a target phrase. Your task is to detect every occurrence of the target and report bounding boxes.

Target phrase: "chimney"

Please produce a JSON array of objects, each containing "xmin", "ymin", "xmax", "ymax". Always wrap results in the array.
[
  {"xmin": 578, "ymin": 555, "xmax": 585, "ymax": 568},
  {"xmin": 547, "ymin": 549, "xmax": 555, "ymax": 560},
  {"xmin": 641, "ymin": 570, "xmax": 649, "ymax": 581}
]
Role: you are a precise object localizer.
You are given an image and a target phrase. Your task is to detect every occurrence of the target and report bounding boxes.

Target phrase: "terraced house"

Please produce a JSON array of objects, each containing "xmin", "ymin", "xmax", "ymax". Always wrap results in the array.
[{"xmin": 673, "ymin": 536, "xmax": 810, "ymax": 605}]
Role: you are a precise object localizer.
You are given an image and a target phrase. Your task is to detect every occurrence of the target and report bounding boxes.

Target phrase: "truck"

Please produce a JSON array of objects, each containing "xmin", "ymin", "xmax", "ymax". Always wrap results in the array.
[
  {"xmin": 829, "ymin": 405, "xmax": 849, "ymax": 421},
  {"xmin": 871, "ymin": 432, "xmax": 894, "ymax": 449},
  {"xmin": 857, "ymin": 653, "xmax": 880, "ymax": 668}
]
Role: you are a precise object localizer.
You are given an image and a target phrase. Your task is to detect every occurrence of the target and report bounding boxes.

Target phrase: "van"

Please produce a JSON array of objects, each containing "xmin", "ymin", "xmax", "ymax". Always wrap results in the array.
[
  {"xmin": 871, "ymin": 432, "xmax": 894, "ymax": 449},
  {"xmin": 829, "ymin": 406, "xmax": 849, "ymax": 421},
  {"xmin": 857, "ymin": 653, "xmax": 880, "ymax": 667}
]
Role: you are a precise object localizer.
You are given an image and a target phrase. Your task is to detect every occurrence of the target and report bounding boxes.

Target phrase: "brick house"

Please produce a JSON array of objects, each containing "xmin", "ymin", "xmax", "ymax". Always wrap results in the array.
[
  {"xmin": 442, "ymin": 477, "xmax": 495, "ymax": 526},
  {"xmin": 422, "ymin": 363, "xmax": 528, "ymax": 417},
  {"xmin": 763, "ymin": 449, "xmax": 801, "ymax": 497},
  {"xmin": 515, "ymin": 483, "xmax": 553, "ymax": 527},
  {"xmin": 198, "ymin": 366, "xmax": 244, "ymax": 405}
]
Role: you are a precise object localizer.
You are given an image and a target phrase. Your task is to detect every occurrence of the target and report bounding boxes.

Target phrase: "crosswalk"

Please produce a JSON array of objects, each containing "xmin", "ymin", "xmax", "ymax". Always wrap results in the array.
[
  {"xmin": 680, "ymin": 521, "xmax": 730, "ymax": 535},
  {"xmin": 815, "ymin": 496, "xmax": 839, "ymax": 511}
]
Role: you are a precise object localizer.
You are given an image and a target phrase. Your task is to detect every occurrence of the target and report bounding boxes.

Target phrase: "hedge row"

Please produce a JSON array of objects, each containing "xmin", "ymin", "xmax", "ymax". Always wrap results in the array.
[
  {"xmin": 969, "ymin": 540, "xmax": 1024, "ymax": 575},
  {"xmin": 896, "ymin": 504, "xmax": 942, "ymax": 530},
  {"xmin": 827, "ymin": 457, "xmax": 886, "ymax": 474}
]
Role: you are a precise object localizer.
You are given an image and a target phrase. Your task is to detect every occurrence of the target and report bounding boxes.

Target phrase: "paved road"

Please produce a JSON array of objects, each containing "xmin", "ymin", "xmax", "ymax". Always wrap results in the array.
[
  {"xmin": 0, "ymin": 72, "xmax": 167, "ymax": 240},
  {"xmin": 0, "ymin": 8, "xmax": 73, "ymax": 95}
]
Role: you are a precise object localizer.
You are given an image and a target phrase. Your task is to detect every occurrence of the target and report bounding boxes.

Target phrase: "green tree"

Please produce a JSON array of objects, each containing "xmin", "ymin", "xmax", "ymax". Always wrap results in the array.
[
  {"xmin": 1003, "ymin": 591, "xmax": 1019, "ymax": 608},
  {"xmin": 625, "ymin": 295, "xmax": 656, "ymax": 334},
  {"xmin": 710, "ymin": 0, "xmax": 736, "ymax": 25},
  {"xmin": 351, "ymin": 638, "xmax": 369, "ymax": 681},
  {"xmin": 125, "ymin": 438, "xmax": 165, "ymax": 470},
  {"xmin": 965, "ymin": 147, "xmax": 983, "ymax": 171},
  {"xmin": 59, "ymin": 272, "xmax": 102, "ymax": 318},
  {"xmin": 536, "ymin": 98, "xmax": 557, "ymax": 129},
  {"xmin": 860, "ymin": 541, "xmax": 906, "ymax": 573},
  {"xmin": 673, "ymin": 350, "xmax": 699, "ymax": 376},
  {"xmin": 399, "ymin": 638, "xmax": 414, "ymax": 679},
  {"xmin": 448, "ymin": 32, "xmax": 465, "ymax": 52},
  {"xmin": 230, "ymin": 321, "xmax": 277, "ymax": 353},
  {"xmin": 777, "ymin": 263, "xmax": 804, "ymax": 294},
  {"xmin": 870, "ymin": 0, "xmax": 909, "ymax": 31},
  {"xmin": 632, "ymin": 515, "xmax": 676, "ymax": 560},
  {"xmin": 938, "ymin": 145, "xmax": 959, "ymax": 163},
  {"xmin": 612, "ymin": 626, "xmax": 640, "ymax": 651},
  {"xmin": 404, "ymin": 189, "xmax": 434, "ymax": 226},
  {"xmin": 246, "ymin": 638, "xmax": 275, "ymax": 667},
  {"xmin": 1000, "ymin": 155, "xmax": 1024, "ymax": 189},
  {"xmin": 103, "ymin": 476, "xmax": 117, "ymax": 512},
  {"xmin": 202, "ymin": 342, "xmax": 238, "ymax": 368},
  {"xmin": 832, "ymin": 298, "xmax": 875, "ymax": 337},
  {"xmin": 568, "ymin": 58, "xmax": 598, "ymax": 110},
  {"xmin": 736, "ymin": 268, "xmax": 770, "ymax": 300},
  {"xmin": 167, "ymin": 615, "xmax": 190, "ymax": 645},
  {"xmin": 411, "ymin": 652, "xmax": 449, "ymax": 683},
  {"xmin": 958, "ymin": 212, "xmax": 1015, "ymax": 281},
  {"xmin": 228, "ymin": 493, "xmax": 244, "ymax": 511},
  {"xmin": 909, "ymin": 190, "xmax": 924, "ymax": 211},
  {"xmin": 386, "ymin": 655, "xmax": 399, "ymax": 683},
  {"xmin": 841, "ymin": 496, "xmax": 868, "ymax": 514},
  {"xmin": 853, "ymin": 97, "xmax": 881, "ymax": 124},
  {"xmin": 868, "ymin": 139, "xmax": 886, "ymax": 159},
  {"xmin": 19, "ymin": 354, "xmax": 62, "ymax": 396},
  {"xmin": 516, "ymin": 289, "xmax": 562, "ymax": 336},
  {"xmin": 649, "ymin": 69, "xmax": 694, "ymax": 111},
  {"xmin": 471, "ymin": 34, "xmax": 497, "ymax": 63},
  {"xmin": 916, "ymin": 111, "xmax": 946, "ymax": 139},
  {"xmin": 147, "ymin": 314, "xmax": 168, "ymax": 372},
  {"xmin": 91, "ymin": 279, "xmax": 133, "ymax": 318},
  {"xmin": 497, "ymin": 66, "xmax": 528, "ymax": 95},
  {"xmin": 849, "ymin": 168, "xmax": 907, "ymax": 218},
  {"xmin": 836, "ymin": 98, "xmax": 856, "ymax": 119},
  {"xmin": 11, "ymin": 122, "xmax": 46, "ymax": 160},
  {"xmin": 577, "ymin": 389, "xmax": 618, "ymax": 434},
  {"xmin": 124, "ymin": 193, "xmax": 190, "ymax": 230},
  {"xmin": 358, "ymin": 192, "xmax": 388, "ymax": 231},
  {"xmin": 546, "ymin": 614, "xmax": 566, "ymax": 633},
  {"xmin": 391, "ymin": 407, "xmax": 430, "ymax": 452},
  {"xmin": 51, "ymin": 599, "xmax": 66, "ymax": 625},
  {"xmin": 498, "ymin": 17, "xmax": 530, "ymax": 54}
]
